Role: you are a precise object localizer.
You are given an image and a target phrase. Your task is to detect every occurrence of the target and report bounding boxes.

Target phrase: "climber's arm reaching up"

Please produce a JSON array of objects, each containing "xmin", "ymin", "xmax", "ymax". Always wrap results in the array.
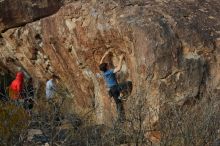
[
  {"xmin": 99, "ymin": 49, "xmax": 113, "ymax": 64},
  {"xmin": 113, "ymin": 54, "xmax": 124, "ymax": 73}
]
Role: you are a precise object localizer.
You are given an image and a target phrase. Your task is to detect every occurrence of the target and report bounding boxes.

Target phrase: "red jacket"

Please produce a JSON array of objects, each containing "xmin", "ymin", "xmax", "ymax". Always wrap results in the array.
[{"xmin": 9, "ymin": 72, "xmax": 24, "ymax": 100}]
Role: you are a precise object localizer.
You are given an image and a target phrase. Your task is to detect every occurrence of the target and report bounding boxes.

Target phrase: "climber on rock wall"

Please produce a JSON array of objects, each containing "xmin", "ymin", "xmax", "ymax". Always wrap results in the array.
[{"xmin": 99, "ymin": 48, "xmax": 129, "ymax": 122}]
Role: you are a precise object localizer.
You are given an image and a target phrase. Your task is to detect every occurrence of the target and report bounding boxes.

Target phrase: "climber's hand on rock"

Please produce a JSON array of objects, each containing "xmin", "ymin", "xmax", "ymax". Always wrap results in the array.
[
  {"xmin": 105, "ymin": 48, "xmax": 113, "ymax": 55},
  {"xmin": 120, "ymin": 54, "xmax": 124, "ymax": 60},
  {"xmin": 100, "ymin": 48, "xmax": 114, "ymax": 64}
]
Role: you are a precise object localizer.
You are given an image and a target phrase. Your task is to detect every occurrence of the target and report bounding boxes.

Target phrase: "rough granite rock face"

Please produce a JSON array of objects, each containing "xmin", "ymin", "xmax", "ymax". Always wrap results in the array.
[
  {"xmin": 0, "ymin": 0, "xmax": 63, "ymax": 32},
  {"xmin": 0, "ymin": 0, "xmax": 220, "ymax": 125}
]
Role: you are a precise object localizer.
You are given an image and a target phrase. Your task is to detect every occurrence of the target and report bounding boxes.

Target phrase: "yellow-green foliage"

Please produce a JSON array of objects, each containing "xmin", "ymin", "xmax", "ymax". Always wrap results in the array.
[{"xmin": 0, "ymin": 102, "xmax": 29, "ymax": 145}]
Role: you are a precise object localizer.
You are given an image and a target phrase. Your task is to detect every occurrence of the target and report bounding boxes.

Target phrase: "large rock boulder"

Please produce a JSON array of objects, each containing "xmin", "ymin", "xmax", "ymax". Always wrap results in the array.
[
  {"xmin": 0, "ymin": 0, "xmax": 219, "ymax": 125},
  {"xmin": 0, "ymin": 0, "xmax": 62, "ymax": 32}
]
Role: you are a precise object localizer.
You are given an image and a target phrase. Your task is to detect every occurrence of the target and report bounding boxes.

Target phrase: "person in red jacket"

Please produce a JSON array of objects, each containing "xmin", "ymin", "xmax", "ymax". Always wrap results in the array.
[{"xmin": 9, "ymin": 72, "xmax": 24, "ymax": 100}]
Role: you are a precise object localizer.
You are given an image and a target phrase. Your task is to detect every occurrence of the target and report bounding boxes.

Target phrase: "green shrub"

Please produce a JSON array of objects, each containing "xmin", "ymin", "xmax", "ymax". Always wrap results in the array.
[{"xmin": 0, "ymin": 102, "xmax": 29, "ymax": 146}]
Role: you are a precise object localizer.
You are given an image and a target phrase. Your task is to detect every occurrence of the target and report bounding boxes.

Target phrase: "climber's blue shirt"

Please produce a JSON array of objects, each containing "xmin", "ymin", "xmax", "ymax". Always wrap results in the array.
[{"xmin": 103, "ymin": 69, "xmax": 118, "ymax": 88}]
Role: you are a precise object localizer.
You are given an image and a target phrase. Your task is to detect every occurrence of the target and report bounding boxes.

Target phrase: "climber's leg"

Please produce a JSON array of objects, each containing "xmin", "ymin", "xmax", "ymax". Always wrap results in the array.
[
  {"xmin": 110, "ymin": 86, "xmax": 125, "ymax": 122},
  {"xmin": 118, "ymin": 81, "xmax": 133, "ymax": 100}
]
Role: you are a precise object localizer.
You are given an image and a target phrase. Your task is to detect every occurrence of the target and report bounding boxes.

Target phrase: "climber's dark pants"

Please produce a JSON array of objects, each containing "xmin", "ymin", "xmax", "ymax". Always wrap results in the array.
[
  {"xmin": 109, "ymin": 85, "xmax": 125, "ymax": 121},
  {"xmin": 108, "ymin": 81, "xmax": 132, "ymax": 121}
]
